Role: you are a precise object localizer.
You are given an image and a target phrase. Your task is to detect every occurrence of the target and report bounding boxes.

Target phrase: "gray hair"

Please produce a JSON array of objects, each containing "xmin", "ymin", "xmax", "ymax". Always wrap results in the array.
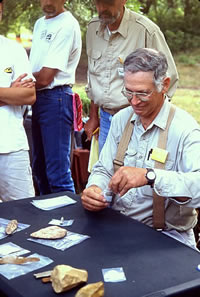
[{"xmin": 124, "ymin": 48, "xmax": 168, "ymax": 92}]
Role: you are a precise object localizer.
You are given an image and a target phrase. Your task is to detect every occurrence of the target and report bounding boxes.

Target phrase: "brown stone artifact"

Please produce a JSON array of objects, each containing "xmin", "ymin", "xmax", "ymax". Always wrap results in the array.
[
  {"xmin": 5, "ymin": 219, "xmax": 18, "ymax": 235},
  {"xmin": 51, "ymin": 265, "xmax": 88, "ymax": 293},
  {"xmin": 30, "ymin": 226, "xmax": 67, "ymax": 239},
  {"xmin": 75, "ymin": 281, "xmax": 104, "ymax": 297},
  {"xmin": 0, "ymin": 256, "xmax": 40, "ymax": 265}
]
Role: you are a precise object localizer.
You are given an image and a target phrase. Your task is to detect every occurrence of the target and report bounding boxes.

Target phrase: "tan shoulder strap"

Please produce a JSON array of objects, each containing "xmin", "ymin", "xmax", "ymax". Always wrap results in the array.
[
  {"xmin": 156, "ymin": 104, "xmax": 176, "ymax": 152},
  {"xmin": 113, "ymin": 104, "xmax": 176, "ymax": 230},
  {"xmin": 153, "ymin": 104, "xmax": 176, "ymax": 229},
  {"xmin": 113, "ymin": 112, "xmax": 134, "ymax": 173}
]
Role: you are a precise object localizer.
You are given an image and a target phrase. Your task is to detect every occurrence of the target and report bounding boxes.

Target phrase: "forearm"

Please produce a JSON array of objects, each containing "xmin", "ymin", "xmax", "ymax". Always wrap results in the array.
[
  {"xmin": 87, "ymin": 144, "xmax": 114, "ymax": 190},
  {"xmin": 84, "ymin": 101, "xmax": 100, "ymax": 140},
  {"xmin": 33, "ymin": 67, "xmax": 58, "ymax": 89},
  {"xmin": 154, "ymin": 170, "xmax": 200, "ymax": 207},
  {"xmin": 33, "ymin": 71, "xmax": 48, "ymax": 89},
  {"xmin": 87, "ymin": 167, "xmax": 110, "ymax": 191},
  {"xmin": 0, "ymin": 87, "xmax": 36, "ymax": 106},
  {"xmin": 89, "ymin": 101, "xmax": 99, "ymax": 119}
]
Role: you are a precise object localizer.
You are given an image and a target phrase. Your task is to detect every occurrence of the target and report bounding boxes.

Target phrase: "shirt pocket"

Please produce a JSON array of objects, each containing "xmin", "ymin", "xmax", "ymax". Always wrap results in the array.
[
  {"xmin": 124, "ymin": 148, "xmax": 137, "ymax": 167},
  {"xmin": 87, "ymin": 49, "xmax": 102, "ymax": 75}
]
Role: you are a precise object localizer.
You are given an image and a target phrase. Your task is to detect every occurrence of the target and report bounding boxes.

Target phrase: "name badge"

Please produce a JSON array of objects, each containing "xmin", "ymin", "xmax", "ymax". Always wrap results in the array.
[
  {"xmin": 150, "ymin": 147, "xmax": 168, "ymax": 163},
  {"xmin": 117, "ymin": 67, "xmax": 124, "ymax": 77}
]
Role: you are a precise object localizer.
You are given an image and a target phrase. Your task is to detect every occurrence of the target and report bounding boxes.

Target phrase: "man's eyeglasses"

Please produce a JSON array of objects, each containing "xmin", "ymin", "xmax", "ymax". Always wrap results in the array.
[{"xmin": 121, "ymin": 86, "xmax": 154, "ymax": 102}]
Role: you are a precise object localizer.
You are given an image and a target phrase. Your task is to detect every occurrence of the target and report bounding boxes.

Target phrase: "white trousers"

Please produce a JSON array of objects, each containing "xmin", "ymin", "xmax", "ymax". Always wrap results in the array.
[{"xmin": 0, "ymin": 150, "xmax": 35, "ymax": 202}]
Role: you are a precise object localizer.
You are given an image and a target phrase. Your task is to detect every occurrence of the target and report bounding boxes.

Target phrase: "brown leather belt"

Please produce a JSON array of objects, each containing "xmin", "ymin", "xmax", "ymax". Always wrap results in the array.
[
  {"xmin": 102, "ymin": 104, "xmax": 129, "ymax": 115},
  {"xmin": 53, "ymin": 84, "xmax": 73, "ymax": 89}
]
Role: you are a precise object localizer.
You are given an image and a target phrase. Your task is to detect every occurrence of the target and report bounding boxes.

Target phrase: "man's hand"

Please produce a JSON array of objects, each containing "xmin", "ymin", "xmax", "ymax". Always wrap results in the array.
[
  {"xmin": 11, "ymin": 73, "xmax": 35, "ymax": 89},
  {"xmin": 109, "ymin": 167, "xmax": 148, "ymax": 197},
  {"xmin": 81, "ymin": 185, "xmax": 108, "ymax": 211},
  {"xmin": 84, "ymin": 118, "xmax": 99, "ymax": 141},
  {"xmin": 84, "ymin": 101, "xmax": 99, "ymax": 141},
  {"xmin": 0, "ymin": 74, "xmax": 35, "ymax": 107}
]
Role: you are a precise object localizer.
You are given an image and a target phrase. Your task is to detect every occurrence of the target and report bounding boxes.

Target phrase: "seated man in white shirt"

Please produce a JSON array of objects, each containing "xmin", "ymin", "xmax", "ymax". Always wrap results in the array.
[{"xmin": 81, "ymin": 48, "xmax": 200, "ymax": 249}]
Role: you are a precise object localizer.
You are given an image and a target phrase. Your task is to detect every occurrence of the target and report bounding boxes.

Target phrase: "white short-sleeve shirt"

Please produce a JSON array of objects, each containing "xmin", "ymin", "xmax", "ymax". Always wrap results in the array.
[
  {"xmin": 0, "ymin": 35, "xmax": 34, "ymax": 153},
  {"xmin": 30, "ymin": 11, "xmax": 82, "ymax": 89}
]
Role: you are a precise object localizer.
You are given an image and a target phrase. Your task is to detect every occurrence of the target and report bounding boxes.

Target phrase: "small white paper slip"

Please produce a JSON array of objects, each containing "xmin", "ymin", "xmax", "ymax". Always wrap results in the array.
[
  {"xmin": 48, "ymin": 219, "xmax": 74, "ymax": 227},
  {"xmin": 118, "ymin": 67, "xmax": 124, "ymax": 77},
  {"xmin": 102, "ymin": 267, "xmax": 126, "ymax": 282},
  {"xmin": 31, "ymin": 195, "xmax": 76, "ymax": 211},
  {"xmin": 0, "ymin": 242, "xmax": 30, "ymax": 257},
  {"xmin": 101, "ymin": 188, "xmax": 113, "ymax": 203}
]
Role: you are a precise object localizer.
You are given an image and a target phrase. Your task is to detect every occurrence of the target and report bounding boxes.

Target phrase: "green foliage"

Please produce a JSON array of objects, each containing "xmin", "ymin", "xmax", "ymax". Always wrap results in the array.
[
  {"xmin": 177, "ymin": 55, "xmax": 197, "ymax": 66},
  {"xmin": 73, "ymin": 85, "xmax": 91, "ymax": 117},
  {"xmin": 173, "ymin": 89, "xmax": 200, "ymax": 124},
  {"xmin": 174, "ymin": 49, "xmax": 200, "ymax": 89},
  {"xmin": 67, "ymin": 0, "xmax": 95, "ymax": 40},
  {"xmin": 0, "ymin": 0, "xmax": 199, "ymax": 53},
  {"xmin": 146, "ymin": 0, "xmax": 200, "ymax": 53},
  {"xmin": 126, "ymin": 0, "xmax": 141, "ymax": 12},
  {"xmin": 165, "ymin": 30, "xmax": 184, "ymax": 53},
  {"xmin": 0, "ymin": 0, "xmax": 42, "ymax": 35},
  {"xmin": 175, "ymin": 48, "xmax": 200, "ymax": 66}
]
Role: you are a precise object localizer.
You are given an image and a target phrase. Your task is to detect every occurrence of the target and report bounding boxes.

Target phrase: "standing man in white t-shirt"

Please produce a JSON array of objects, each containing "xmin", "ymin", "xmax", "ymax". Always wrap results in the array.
[
  {"xmin": 30, "ymin": 0, "xmax": 82, "ymax": 195},
  {"xmin": 0, "ymin": 0, "xmax": 36, "ymax": 201}
]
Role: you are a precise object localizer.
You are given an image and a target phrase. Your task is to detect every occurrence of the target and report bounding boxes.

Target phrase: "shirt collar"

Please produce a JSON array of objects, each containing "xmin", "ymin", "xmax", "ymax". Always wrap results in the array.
[
  {"xmin": 96, "ymin": 7, "xmax": 130, "ymax": 39},
  {"xmin": 152, "ymin": 98, "xmax": 171, "ymax": 130},
  {"xmin": 130, "ymin": 98, "xmax": 171, "ymax": 130}
]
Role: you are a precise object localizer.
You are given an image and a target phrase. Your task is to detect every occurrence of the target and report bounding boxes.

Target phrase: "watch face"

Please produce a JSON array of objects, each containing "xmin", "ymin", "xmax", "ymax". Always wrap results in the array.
[{"xmin": 148, "ymin": 171, "xmax": 155, "ymax": 180}]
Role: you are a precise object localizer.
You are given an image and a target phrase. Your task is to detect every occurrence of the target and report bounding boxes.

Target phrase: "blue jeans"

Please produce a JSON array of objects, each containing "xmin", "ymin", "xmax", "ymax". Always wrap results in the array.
[
  {"xmin": 99, "ymin": 108, "xmax": 113, "ymax": 153},
  {"xmin": 32, "ymin": 86, "xmax": 75, "ymax": 195}
]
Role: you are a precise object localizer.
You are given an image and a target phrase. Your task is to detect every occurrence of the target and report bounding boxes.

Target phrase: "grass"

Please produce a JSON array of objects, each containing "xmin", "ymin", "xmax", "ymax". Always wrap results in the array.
[
  {"xmin": 175, "ymin": 64, "xmax": 200, "ymax": 89},
  {"xmin": 173, "ymin": 89, "xmax": 200, "ymax": 123},
  {"xmin": 174, "ymin": 49, "xmax": 200, "ymax": 123},
  {"xmin": 74, "ymin": 49, "xmax": 200, "ymax": 124}
]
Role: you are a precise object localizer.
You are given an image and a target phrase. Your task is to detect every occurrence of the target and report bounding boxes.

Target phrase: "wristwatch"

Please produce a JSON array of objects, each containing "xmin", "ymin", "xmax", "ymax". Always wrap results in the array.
[{"xmin": 145, "ymin": 168, "xmax": 156, "ymax": 188}]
